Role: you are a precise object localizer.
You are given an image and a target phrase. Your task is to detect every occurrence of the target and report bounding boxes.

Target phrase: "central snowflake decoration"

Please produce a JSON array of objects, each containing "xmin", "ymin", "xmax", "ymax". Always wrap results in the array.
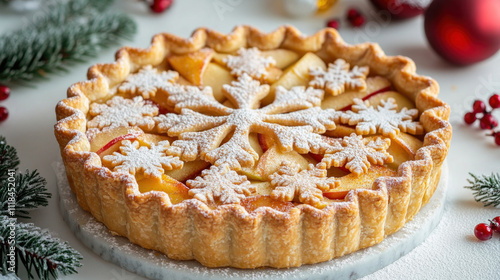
[
  {"xmin": 320, "ymin": 133, "xmax": 393, "ymax": 175},
  {"xmin": 340, "ymin": 98, "xmax": 423, "ymax": 138},
  {"xmin": 187, "ymin": 164, "xmax": 256, "ymax": 204},
  {"xmin": 223, "ymin": 47, "xmax": 276, "ymax": 80},
  {"xmin": 103, "ymin": 140, "xmax": 183, "ymax": 179},
  {"xmin": 88, "ymin": 96, "xmax": 158, "ymax": 131},
  {"xmin": 270, "ymin": 162, "xmax": 339, "ymax": 208},
  {"xmin": 155, "ymin": 73, "xmax": 340, "ymax": 170},
  {"xmin": 309, "ymin": 59, "xmax": 369, "ymax": 96},
  {"xmin": 118, "ymin": 65, "xmax": 179, "ymax": 99}
]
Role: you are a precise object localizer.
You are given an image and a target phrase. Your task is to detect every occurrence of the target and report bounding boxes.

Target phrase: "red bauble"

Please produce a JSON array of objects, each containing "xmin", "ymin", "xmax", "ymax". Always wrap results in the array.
[
  {"xmin": 474, "ymin": 223, "xmax": 493, "ymax": 241},
  {"xmin": 150, "ymin": 0, "xmax": 173, "ymax": 13},
  {"xmin": 424, "ymin": 0, "xmax": 500, "ymax": 65},
  {"xmin": 369, "ymin": 0, "xmax": 430, "ymax": 19}
]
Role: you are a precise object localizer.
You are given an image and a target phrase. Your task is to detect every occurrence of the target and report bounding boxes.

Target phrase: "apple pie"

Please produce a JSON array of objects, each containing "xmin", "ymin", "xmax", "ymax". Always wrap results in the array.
[{"xmin": 54, "ymin": 25, "xmax": 451, "ymax": 268}]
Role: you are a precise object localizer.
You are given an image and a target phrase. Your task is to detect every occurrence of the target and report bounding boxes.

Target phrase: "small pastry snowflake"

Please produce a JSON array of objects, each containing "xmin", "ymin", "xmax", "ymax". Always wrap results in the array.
[
  {"xmin": 309, "ymin": 59, "xmax": 369, "ymax": 96},
  {"xmin": 88, "ymin": 96, "xmax": 158, "ymax": 131},
  {"xmin": 155, "ymin": 73, "xmax": 340, "ymax": 169},
  {"xmin": 103, "ymin": 140, "xmax": 183, "ymax": 179},
  {"xmin": 320, "ymin": 133, "xmax": 393, "ymax": 175},
  {"xmin": 118, "ymin": 65, "xmax": 179, "ymax": 99},
  {"xmin": 340, "ymin": 98, "xmax": 423, "ymax": 138},
  {"xmin": 270, "ymin": 162, "xmax": 339, "ymax": 208},
  {"xmin": 223, "ymin": 47, "xmax": 276, "ymax": 79},
  {"xmin": 187, "ymin": 164, "xmax": 256, "ymax": 205}
]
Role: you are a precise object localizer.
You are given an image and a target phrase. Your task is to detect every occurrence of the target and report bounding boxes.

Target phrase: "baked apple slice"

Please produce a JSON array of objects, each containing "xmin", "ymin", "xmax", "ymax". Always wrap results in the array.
[
  {"xmin": 261, "ymin": 49, "xmax": 301, "ymax": 69},
  {"xmin": 137, "ymin": 174, "xmax": 191, "ymax": 204},
  {"xmin": 323, "ymin": 165, "xmax": 396, "ymax": 200},
  {"xmin": 168, "ymin": 48, "xmax": 214, "ymax": 86},
  {"xmin": 240, "ymin": 133, "xmax": 265, "ymax": 181},
  {"xmin": 322, "ymin": 76, "xmax": 392, "ymax": 111},
  {"xmin": 202, "ymin": 63, "xmax": 234, "ymax": 102},
  {"xmin": 255, "ymin": 145, "xmax": 309, "ymax": 180},
  {"xmin": 241, "ymin": 195, "xmax": 294, "ymax": 212},
  {"xmin": 365, "ymin": 91, "xmax": 415, "ymax": 110},
  {"xmin": 164, "ymin": 160, "xmax": 210, "ymax": 183},
  {"xmin": 262, "ymin": 52, "xmax": 326, "ymax": 105},
  {"xmin": 90, "ymin": 126, "xmax": 144, "ymax": 157}
]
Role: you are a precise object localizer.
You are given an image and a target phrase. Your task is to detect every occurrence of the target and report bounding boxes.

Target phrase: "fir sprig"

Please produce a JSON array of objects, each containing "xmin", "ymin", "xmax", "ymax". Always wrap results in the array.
[
  {"xmin": 0, "ymin": 216, "xmax": 82, "ymax": 279},
  {"xmin": 0, "ymin": 137, "xmax": 20, "ymax": 178},
  {"xmin": 465, "ymin": 172, "xmax": 500, "ymax": 207},
  {"xmin": 0, "ymin": 170, "xmax": 51, "ymax": 219},
  {"xmin": 0, "ymin": 0, "xmax": 136, "ymax": 84}
]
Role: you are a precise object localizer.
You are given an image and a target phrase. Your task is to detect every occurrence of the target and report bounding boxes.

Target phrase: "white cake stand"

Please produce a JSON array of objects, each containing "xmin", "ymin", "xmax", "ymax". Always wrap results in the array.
[{"xmin": 55, "ymin": 161, "xmax": 448, "ymax": 280}]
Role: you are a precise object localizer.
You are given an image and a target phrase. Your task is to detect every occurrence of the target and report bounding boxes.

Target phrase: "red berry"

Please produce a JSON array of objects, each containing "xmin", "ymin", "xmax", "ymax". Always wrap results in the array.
[
  {"xmin": 480, "ymin": 114, "xmax": 498, "ymax": 129},
  {"xmin": 464, "ymin": 112, "xmax": 477, "ymax": 125},
  {"xmin": 0, "ymin": 107, "xmax": 8, "ymax": 122},
  {"xmin": 150, "ymin": 0, "xmax": 173, "ymax": 13},
  {"xmin": 472, "ymin": 100, "xmax": 486, "ymax": 114},
  {"xmin": 350, "ymin": 15, "xmax": 365, "ymax": 27},
  {"xmin": 0, "ymin": 85, "xmax": 9, "ymax": 101},
  {"xmin": 489, "ymin": 94, "xmax": 500, "ymax": 109},
  {"xmin": 347, "ymin": 8, "xmax": 360, "ymax": 20},
  {"xmin": 327, "ymin": 19, "xmax": 340, "ymax": 29},
  {"xmin": 494, "ymin": 132, "xmax": 500, "ymax": 146},
  {"xmin": 490, "ymin": 216, "xmax": 500, "ymax": 233},
  {"xmin": 474, "ymin": 223, "xmax": 493, "ymax": 241}
]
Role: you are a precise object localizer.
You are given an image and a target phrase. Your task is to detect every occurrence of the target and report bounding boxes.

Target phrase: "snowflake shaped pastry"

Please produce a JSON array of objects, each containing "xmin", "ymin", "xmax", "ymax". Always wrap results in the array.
[
  {"xmin": 340, "ymin": 98, "xmax": 424, "ymax": 138},
  {"xmin": 155, "ymin": 73, "xmax": 340, "ymax": 169},
  {"xmin": 270, "ymin": 162, "xmax": 339, "ymax": 208},
  {"xmin": 187, "ymin": 164, "xmax": 256, "ymax": 205},
  {"xmin": 309, "ymin": 59, "xmax": 369, "ymax": 96},
  {"xmin": 118, "ymin": 65, "xmax": 179, "ymax": 99},
  {"xmin": 88, "ymin": 96, "xmax": 158, "ymax": 131},
  {"xmin": 320, "ymin": 133, "xmax": 393, "ymax": 175},
  {"xmin": 103, "ymin": 140, "xmax": 183, "ymax": 179},
  {"xmin": 223, "ymin": 47, "xmax": 276, "ymax": 79}
]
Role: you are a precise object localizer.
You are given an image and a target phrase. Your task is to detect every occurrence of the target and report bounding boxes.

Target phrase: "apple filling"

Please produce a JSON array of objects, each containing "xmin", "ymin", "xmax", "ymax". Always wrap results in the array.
[{"xmin": 85, "ymin": 47, "xmax": 424, "ymax": 211}]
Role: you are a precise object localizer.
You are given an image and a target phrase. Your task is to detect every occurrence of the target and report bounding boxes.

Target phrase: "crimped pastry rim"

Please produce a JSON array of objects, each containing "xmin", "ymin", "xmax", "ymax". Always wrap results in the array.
[{"xmin": 54, "ymin": 25, "xmax": 452, "ymax": 268}]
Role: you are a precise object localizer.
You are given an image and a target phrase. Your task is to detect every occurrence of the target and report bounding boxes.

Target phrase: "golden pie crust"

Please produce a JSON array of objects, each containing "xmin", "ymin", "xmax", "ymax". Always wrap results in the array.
[{"xmin": 54, "ymin": 25, "xmax": 452, "ymax": 268}]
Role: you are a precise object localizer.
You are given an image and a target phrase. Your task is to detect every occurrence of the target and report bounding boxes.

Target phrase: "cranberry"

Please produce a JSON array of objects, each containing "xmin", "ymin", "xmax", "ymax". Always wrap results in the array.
[
  {"xmin": 474, "ymin": 223, "xmax": 493, "ymax": 241},
  {"xmin": 326, "ymin": 19, "xmax": 340, "ymax": 29},
  {"xmin": 347, "ymin": 8, "xmax": 360, "ymax": 21},
  {"xmin": 490, "ymin": 216, "xmax": 500, "ymax": 233},
  {"xmin": 489, "ymin": 94, "xmax": 500, "ymax": 109},
  {"xmin": 472, "ymin": 100, "xmax": 486, "ymax": 114},
  {"xmin": 350, "ymin": 15, "xmax": 365, "ymax": 27},
  {"xmin": 0, "ymin": 107, "xmax": 8, "ymax": 122},
  {"xmin": 464, "ymin": 112, "xmax": 477, "ymax": 125},
  {"xmin": 150, "ymin": 0, "xmax": 173, "ymax": 13},
  {"xmin": 0, "ymin": 85, "xmax": 9, "ymax": 101},
  {"xmin": 480, "ymin": 114, "xmax": 498, "ymax": 129}
]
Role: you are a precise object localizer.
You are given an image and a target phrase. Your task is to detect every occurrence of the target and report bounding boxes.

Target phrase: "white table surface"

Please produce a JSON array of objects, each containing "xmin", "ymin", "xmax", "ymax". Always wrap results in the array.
[{"xmin": 1, "ymin": 0, "xmax": 500, "ymax": 279}]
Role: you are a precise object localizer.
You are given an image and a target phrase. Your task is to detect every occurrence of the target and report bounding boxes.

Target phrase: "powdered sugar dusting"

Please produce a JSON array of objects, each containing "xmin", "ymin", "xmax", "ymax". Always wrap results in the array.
[
  {"xmin": 102, "ymin": 140, "xmax": 183, "ymax": 179},
  {"xmin": 88, "ymin": 96, "xmax": 158, "ymax": 131},
  {"xmin": 187, "ymin": 164, "xmax": 255, "ymax": 205},
  {"xmin": 340, "ymin": 98, "xmax": 423, "ymax": 138},
  {"xmin": 118, "ymin": 65, "xmax": 179, "ymax": 99},
  {"xmin": 223, "ymin": 47, "xmax": 276, "ymax": 79},
  {"xmin": 309, "ymin": 59, "xmax": 369, "ymax": 96},
  {"xmin": 154, "ymin": 74, "xmax": 340, "ymax": 169},
  {"xmin": 270, "ymin": 162, "xmax": 339, "ymax": 208},
  {"xmin": 320, "ymin": 133, "xmax": 393, "ymax": 175}
]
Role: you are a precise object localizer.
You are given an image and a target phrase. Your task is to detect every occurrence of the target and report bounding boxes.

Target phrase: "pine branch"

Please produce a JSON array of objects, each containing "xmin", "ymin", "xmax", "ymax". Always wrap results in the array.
[
  {"xmin": 0, "ymin": 0, "xmax": 136, "ymax": 84},
  {"xmin": 0, "ymin": 170, "xmax": 51, "ymax": 219},
  {"xmin": 0, "ymin": 216, "xmax": 82, "ymax": 279},
  {"xmin": 0, "ymin": 137, "xmax": 20, "ymax": 179},
  {"xmin": 465, "ymin": 172, "xmax": 500, "ymax": 207}
]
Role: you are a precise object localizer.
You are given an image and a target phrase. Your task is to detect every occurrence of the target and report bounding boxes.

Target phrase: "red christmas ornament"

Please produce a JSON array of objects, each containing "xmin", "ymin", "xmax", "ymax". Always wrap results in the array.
[
  {"xmin": 0, "ymin": 85, "xmax": 10, "ymax": 101},
  {"xmin": 0, "ymin": 107, "xmax": 8, "ymax": 122},
  {"xmin": 369, "ymin": 0, "xmax": 430, "ymax": 19},
  {"xmin": 424, "ymin": 0, "xmax": 500, "ymax": 65},
  {"xmin": 150, "ymin": 0, "xmax": 173, "ymax": 13}
]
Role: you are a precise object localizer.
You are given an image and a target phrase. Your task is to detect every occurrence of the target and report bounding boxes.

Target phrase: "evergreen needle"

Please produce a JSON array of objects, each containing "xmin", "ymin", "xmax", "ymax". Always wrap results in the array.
[{"xmin": 465, "ymin": 172, "xmax": 500, "ymax": 207}]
